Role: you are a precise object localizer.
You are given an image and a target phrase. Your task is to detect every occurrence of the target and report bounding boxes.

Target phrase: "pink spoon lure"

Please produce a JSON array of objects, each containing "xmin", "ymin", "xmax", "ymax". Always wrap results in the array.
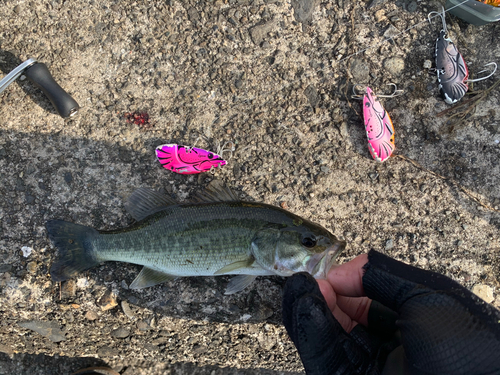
[
  {"xmin": 362, "ymin": 87, "xmax": 396, "ymax": 162},
  {"xmin": 156, "ymin": 144, "xmax": 227, "ymax": 174}
]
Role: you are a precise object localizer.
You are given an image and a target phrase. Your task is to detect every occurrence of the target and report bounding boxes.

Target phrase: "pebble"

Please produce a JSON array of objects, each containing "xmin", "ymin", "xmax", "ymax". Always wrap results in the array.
[
  {"xmin": 304, "ymin": 85, "xmax": 319, "ymax": 108},
  {"xmin": 85, "ymin": 310, "xmax": 99, "ymax": 321},
  {"xmin": 121, "ymin": 301, "xmax": 135, "ymax": 320},
  {"xmin": 374, "ymin": 10, "xmax": 386, "ymax": 22},
  {"xmin": 111, "ymin": 327, "xmax": 130, "ymax": 339},
  {"xmin": 21, "ymin": 246, "xmax": 32, "ymax": 258},
  {"xmin": 350, "ymin": 58, "xmax": 370, "ymax": 83},
  {"xmin": 423, "ymin": 60, "xmax": 432, "ymax": 69},
  {"xmin": 249, "ymin": 20, "xmax": 275, "ymax": 45},
  {"xmin": 383, "ymin": 25, "xmax": 400, "ymax": 39},
  {"xmin": 291, "ymin": 0, "xmax": 319, "ymax": 24},
  {"xmin": 137, "ymin": 320, "xmax": 151, "ymax": 331},
  {"xmin": 383, "ymin": 57, "xmax": 405, "ymax": 76},
  {"xmin": 472, "ymin": 285, "xmax": 494, "ymax": 303},
  {"xmin": 97, "ymin": 346, "xmax": 119, "ymax": 357},
  {"xmin": 339, "ymin": 122, "xmax": 349, "ymax": 138},
  {"xmin": 19, "ymin": 320, "xmax": 66, "ymax": 343},
  {"xmin": 27, "ymin": 261, "xmax": 38, "ymax": 274},
  {"xmin": 407, "ymin": 0, "xmax": 418, "ymax": 12},
  {"xmin": 0, "ymin": 264, "xmax": 13, "ymax": 273},
  {"xmin": 98, "ymin": 290, "xmax": 118, "ymax": 311},
  {"xmin": 64, "ymin": 171, "xmax": 73, "ymax": 184},
  {"xmin": 385, "ymin": 239, "xmax": 394, "ymax": 250},
  {"xmin": 61, "ymin": 279, "xmax": 77, "ymax": 298}
]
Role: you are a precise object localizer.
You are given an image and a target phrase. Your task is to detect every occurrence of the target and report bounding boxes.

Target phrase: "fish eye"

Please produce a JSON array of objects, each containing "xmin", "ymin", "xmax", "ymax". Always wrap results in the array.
[{"xmin": 301, "ymin": 235, "xmax": 317, "ymax": 248}]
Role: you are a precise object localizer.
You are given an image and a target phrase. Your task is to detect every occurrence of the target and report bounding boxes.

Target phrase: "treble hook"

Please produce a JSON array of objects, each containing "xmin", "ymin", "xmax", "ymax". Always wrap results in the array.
[
  {"xmin": 466, "ymin": 62, "xmax": 497, "ymax": 83},
  {"xmin": 352, "ymin": 83, "xmax": 404, "ymax": 100},
  {"xmin": 428, "ymin": 6, "xmax": 447, "ymax": 34}
]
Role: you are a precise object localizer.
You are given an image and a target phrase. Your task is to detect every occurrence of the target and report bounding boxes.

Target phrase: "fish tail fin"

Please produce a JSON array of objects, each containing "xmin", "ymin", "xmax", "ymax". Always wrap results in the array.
[{"xmin": 46, "ymin": 220, "xmax": 100, "ymax": 282}]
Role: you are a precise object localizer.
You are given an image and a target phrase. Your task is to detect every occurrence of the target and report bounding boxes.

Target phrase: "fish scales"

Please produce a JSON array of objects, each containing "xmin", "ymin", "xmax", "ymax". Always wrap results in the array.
[
  {"xmin": 94, "ymin": 203, "xmax": 289, "ymax": 276},
  {"xmin": 46, "ymin": 183, "xmax": 346, "ymax": 293}
]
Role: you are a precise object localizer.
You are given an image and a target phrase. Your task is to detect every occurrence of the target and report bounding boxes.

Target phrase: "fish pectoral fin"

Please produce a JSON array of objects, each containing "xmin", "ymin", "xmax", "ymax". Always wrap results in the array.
[
  {"xmin": 129, "ymin": 267, "xmax": 175, "ymax": 289},
  {"xmin": 213, "ymin": 256, "xmax": 255, "ymax": 275},
  {"xmin": 224, "ymin": 275, "xmax": 257, "ymax": 295},
  {"xmin": 125, "ymin": 187, "xmax": 177, "ymax": 221}
]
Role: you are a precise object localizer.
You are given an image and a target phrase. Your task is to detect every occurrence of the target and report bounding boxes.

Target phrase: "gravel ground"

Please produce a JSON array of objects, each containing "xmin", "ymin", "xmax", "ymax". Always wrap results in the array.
[{"xmin": 1, "ymin": 0, "xmax": 500, "ymax": 373}]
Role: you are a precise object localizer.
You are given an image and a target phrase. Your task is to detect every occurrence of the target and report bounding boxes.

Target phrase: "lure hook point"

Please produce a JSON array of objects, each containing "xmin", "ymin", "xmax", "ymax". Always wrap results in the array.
[
  {"xmin": 352, "ymin": 83, "xmax": 403, "ymax": 99},
  {"xmin": 466, "ymin": 62, "xmax": 497, "ymax": 83}
]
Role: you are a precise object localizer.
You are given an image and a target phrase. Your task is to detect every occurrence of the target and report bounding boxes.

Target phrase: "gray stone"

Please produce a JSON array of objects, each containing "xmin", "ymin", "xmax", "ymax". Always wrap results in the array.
[
  {"xmin": 291, "ymin": 0, "xmax": 319, "ymax": 24},
  {"xmin": 111, "ymin": 327, "xmax": 130, "ymax": 339},
  {"xmin": 19, "ymin": 321, "xmax": 66, "ymax": 343},
  {"xmin": 385, "ymin": 239, "xmax": 394, "ymax": 250},
  {"xmin": 407, "ymin": 1, "xmax": 418, "ymax": 12},
  {"xmin": 383, "ymin": 57, "xmax": 405, "ymax": 76},
  {"xmin": 350, "ymin": 58, "xmax": 370, "ymax": 83},
  {"xmin": 249, "ymin": 20, "xmax": 275, "ymax": 46},
  {"xmin": 304, "ymin": 85, "xmax": 319, "ymax": 108}
]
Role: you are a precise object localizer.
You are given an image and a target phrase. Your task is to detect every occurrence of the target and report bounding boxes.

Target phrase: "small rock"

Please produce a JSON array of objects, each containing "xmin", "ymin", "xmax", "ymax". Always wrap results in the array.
[
  {"xmin": 0, "ymin": 264, "xmax": 13, "ymax": 273},
  {"xmin": 121, "ymin": 301, "xmax": 135, "ymax": 320},
  {"xmin": 383, "ymin": 25, "xmax": 400, "ymax": 39},
  {"xmin": 137, "ymin": 320, "xmax": 151, "ymax": 331},
  {"xmin": 291, "ymin": 0, "xmax": 319, "ymax": 24},
  {"xmin": 234, "ymin": 79, "xmax": 243, "ymax": 89},
  {"xmin": 257, "ymin": 332, "xmax": 276, "ymax": 350},
  {"xmin": 385, "ymin": 239, "xmax": 394, "ymax": 250},
  {"xmin": 472, "ymin": 285, "xmax": 494, "ymax": 303},
  {"xmin": 97, "ymin": 346, "xmax": 119, "ymax": 357},
  {"xmin": 85, "ymin": 311, "xmax": 99, "ymax": 321},
  {"xmin": 350, "ymin": 58, "xmax": 370, "ymax": 83},
  {"xmin": 64, "ymin": 171, "xmax": 73, "ymax": 184},
  {"xmin": 98, "ymin": 290, "xmax": 118, "ymax": 311},
  {"xmin": 383, "ymin": 57, "xmax": 405, "ymax": 77},
  {"xmin": 111, "ymin": 327, "xmax": 130, "ymax": 339},
  {"xmin": 21, "ymin": 246, "xmax": 32, "ymax": 258},
  {"xmin": 249, "ymin": 20, "xmax": 275, "ymax": 45},
  {"xmin": 304, "ymin": 85, "xmax": 319, "ymax": 108},
  {"xmin": 407, "ymin": 1, "xmax": 418, "ymax": 12},
  {"xmin": 27, "ymin": 261, "xmax": 38, "ymax": 274},
  {"xmin": 339, "ymin": 122, "xmax": 349, "ymax": 138},
  {"xmin": 144, "ymin": 343, "xmax": 160, "ymax": 352},
  {"xmin": 61, "ymin": 280, "xmax": 76, "ymax": 299},
  {"xmin": 423, "ymin": 60, "xmax": 432, "ymax": 69},
  {"xmin": 374, "ymin": 10, "xmax": 386, "ymax": 22},
  {"xmin": 19, "ymin": 320, "xmax": 66, "ymax": 343}
]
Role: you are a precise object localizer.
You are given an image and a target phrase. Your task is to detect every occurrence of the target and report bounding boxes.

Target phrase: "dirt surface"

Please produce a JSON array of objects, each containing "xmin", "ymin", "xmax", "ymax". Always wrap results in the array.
[{"xmin": 1, "ymin": 0, "xmax": 500, "ymax": 373}]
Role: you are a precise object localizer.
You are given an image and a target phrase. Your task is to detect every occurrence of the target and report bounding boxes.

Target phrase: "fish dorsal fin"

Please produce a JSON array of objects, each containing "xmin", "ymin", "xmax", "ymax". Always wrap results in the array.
[
  {"xmin": 125, "ymin": 187, "xmax": 177, "ymax": 221},
  {"xmin": 224, "ymin": 275, "xmax": 257, "ymax": 295},
  {"xmin": 129, "ymin": 267, "xmax": 175, "ymax": 289},
  {"xmin": 194, "ymin": 180, "xmax": 240, "ymax": 203},
  {"xmin": 213, "ymin": 256, "xmax": 255, "ymax": 275}
]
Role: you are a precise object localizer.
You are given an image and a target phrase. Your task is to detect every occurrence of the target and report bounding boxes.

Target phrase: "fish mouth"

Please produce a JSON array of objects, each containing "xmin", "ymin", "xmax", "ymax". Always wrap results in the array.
[{"xmin": 308, "ymin": 240, "xmax": 346, "ymax": 279}]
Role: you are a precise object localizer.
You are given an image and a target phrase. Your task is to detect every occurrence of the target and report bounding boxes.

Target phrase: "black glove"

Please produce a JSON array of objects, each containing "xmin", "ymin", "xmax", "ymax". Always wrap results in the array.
[{"xmin": 282, "ymin": 250, "xmax": 500, "ymax": 375}]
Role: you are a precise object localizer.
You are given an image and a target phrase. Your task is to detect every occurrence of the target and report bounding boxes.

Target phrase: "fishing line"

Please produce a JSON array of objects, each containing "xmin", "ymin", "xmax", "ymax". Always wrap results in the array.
[
  {"xmin": 336, "ymin": 0, "xmax": 471, "ymax": 64},
  {"xmin": 226, "ymin": 0, "xmax": 475, "ymax": 108}
]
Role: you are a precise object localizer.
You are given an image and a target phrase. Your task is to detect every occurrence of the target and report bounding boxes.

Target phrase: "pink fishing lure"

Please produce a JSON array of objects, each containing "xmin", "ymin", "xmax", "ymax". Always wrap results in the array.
[
  {"xmin": 362, "ymin": 87, "xmax": 395, "ymax": 162},
  {"xmin": 156, "ymin": 144, "xmax": 227, "ymax": 174}
]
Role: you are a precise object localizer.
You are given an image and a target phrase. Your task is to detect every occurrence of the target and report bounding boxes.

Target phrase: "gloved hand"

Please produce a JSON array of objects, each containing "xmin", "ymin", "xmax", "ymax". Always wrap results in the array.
[{"xmin": 282, "ymin": 250, "xmax": 500, "ymax": 375}]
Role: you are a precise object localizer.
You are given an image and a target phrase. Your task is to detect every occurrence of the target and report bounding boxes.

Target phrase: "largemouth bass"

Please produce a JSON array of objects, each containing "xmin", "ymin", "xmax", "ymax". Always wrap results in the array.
[{"xmin": 47, "ymin": 181, "xmax": 346, "ymax": 294}]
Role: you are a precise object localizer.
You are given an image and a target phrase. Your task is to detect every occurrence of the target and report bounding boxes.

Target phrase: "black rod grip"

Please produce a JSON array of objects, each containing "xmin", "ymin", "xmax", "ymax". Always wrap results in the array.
[{"xmin": 24, "ymin": 63, "xmax": 79, "ymax": 118}]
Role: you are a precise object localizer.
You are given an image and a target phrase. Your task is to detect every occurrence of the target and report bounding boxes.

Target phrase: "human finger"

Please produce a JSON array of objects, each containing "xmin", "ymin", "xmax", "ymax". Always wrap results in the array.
[
  {"xmin": 316, "ymin": 278, "xmax": 336, "ymax": 312},
  {"xmin": 327, "ymin": 253, "xmax": 368, "ymax": 297},
  {"xmin": 332, "ymin": 304, "xmax": 358, "ymax": 333},
  {"xmin": 335, "ymin": 295, "xmax": 371, "ymax": 327}
]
